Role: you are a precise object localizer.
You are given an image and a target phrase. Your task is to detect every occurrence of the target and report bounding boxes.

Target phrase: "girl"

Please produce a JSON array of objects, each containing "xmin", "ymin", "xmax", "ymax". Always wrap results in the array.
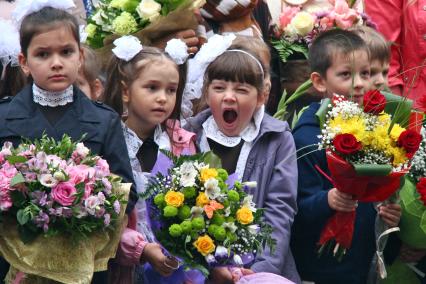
[
  {"xmin": 0, "ymin": 3, "xmax": 136, "ymax": 283},
  {"xmin": 103, "ymin": 36, "xmax": 196, "ymax": 283},
  {"xmin": 185, "ymin": 43, "xmax": 300, "ymax": 283}
]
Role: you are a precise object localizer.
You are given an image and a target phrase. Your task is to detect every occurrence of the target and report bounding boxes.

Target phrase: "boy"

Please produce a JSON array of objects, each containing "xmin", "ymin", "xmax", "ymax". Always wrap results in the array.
[
  {"xmin": 352, "ymin": 26, "xmax": 390, "ymax": 91},
  {"xmin": 290, "ymin": 29, "xmax": 400, "ymax": 284}
]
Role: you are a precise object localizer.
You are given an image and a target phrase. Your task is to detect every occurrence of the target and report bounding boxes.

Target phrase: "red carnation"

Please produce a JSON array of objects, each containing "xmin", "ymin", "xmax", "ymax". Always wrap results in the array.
[
  {"xmin": 363, "ymin": 90, "xmax": 386, "ymax": 115},
  {"xmin": 398, "ymin": 129, "xmax": 422, "ymax": 158},
  {"xmin": 416, "ymin": 178, "xmax": 426, "ymax": 206},
  {"xmin": 333, "ymin": 133, "xmax": 362, "ymax": 155}
]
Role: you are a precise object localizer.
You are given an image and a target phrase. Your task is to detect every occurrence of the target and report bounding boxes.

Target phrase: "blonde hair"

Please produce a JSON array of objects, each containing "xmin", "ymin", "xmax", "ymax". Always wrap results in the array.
[{"xmin": 351, "ymin": 26, "xmax": 390, "ymax": 64}]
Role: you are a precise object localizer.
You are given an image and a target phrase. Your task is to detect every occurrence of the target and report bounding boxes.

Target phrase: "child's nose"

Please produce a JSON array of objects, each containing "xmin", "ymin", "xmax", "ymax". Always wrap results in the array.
[
  {"xmin": 156, "ymin": 90, "xmax": 167, "ymax": 103},
  {"xmin": 51, "ymin": 54, "xmax": 63, "ymax": 70},
  {"xmin": 223, "ymin": 90, "xmax": 236, "ymax": 103},
  {"xmin": 353, "ymin": 75, "xmax": 365, "ymax": 89},
  {"xmin": 374, "ymin": 74, "xmax": 385, "ymax": 90}
]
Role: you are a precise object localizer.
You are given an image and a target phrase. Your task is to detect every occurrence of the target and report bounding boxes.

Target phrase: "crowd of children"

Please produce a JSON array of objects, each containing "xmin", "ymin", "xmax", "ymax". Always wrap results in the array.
[{"xmin": 0, "ymin": 1, "xmax": 424, "ymax": 284}]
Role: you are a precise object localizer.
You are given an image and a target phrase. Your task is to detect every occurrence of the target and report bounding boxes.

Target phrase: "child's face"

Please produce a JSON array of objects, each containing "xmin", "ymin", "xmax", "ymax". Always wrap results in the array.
[
  {"xmin": 19, "ymin": 26, "xmax": 82, "ymax": 92},
  {"xmin": 76, "ymin": 72, "xmax": 92, "ymax": 99},
  {"xmin": 123, "ymin": 60, "xmax": 178, "ymax": 129},
  {"xmin": 369, "ymin": 59, "xmax": 389, "ymax": 90},
  {"xmin": 317, "ymin": 49, "xmax": 370, "ymax": 104},
  {"xmin": 206, "ymin": 80, "xmax": 265, "ymax": 137}
]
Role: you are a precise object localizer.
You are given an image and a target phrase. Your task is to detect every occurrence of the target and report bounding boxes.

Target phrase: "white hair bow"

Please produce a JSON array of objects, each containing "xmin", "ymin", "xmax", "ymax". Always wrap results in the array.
[
  {"xmin": 0, "ymin": 20, "xmax": 20, "ymax": 68},
  {"xmin": 112, "ymin": 35, "xmax": 143, "ymax": 62},
  {"xmin": 12, "ymin": 0, "xmax": 75, "ymax": 25},
  {"xmin": 181, "ymin": 33, "xmax": 236, "ymax": 119}
]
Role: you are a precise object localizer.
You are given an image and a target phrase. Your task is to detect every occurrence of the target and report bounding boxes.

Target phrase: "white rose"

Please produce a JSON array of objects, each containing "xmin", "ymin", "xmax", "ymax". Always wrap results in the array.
[
  {"xmin": 289, "ymin": 11, "xmax": 315, "ymax": 36},
  {"xmin": 136, "ymin": 0, "xmax": 161, "ymax": 22}
]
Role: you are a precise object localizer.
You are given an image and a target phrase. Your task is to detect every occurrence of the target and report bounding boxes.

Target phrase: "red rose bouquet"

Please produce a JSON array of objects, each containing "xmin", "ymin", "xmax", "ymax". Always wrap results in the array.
[{"xmin": 316, "ymin": 91, "xmax": 421, "ymax": 259}]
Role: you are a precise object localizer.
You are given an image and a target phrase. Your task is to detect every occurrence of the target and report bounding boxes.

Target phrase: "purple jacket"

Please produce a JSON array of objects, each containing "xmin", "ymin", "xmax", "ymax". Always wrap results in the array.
[{"xmin": 185, "ymin": 110, "xmax": 301, "ymax": 283}]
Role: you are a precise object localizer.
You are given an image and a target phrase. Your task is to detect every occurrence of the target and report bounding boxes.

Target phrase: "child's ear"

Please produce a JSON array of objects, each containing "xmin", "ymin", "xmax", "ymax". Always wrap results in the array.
[
  {"xmin": 92, "ymin": 79, "xmax": 104, "ymax": 100},
  {"xmin": 121, "ymin": 81, "xmax": 130, "ymax": 103},
  {"xmin": 311, "ymin": 72, "xmax": 327, "ymax": 93},
  {"xmin": 18, "ymin": 53, "xmax": 30, "ymax": 76}
]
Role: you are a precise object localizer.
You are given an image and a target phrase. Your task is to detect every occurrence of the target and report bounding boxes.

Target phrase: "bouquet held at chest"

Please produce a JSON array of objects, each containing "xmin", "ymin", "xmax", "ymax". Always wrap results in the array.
[
  {"xmin": 0, "ymin": 135, "xmax": 129, "ymax": 283},
  {"xmin": 316, "ymin": 91, "xmax": 422, "ymax": 259},
  {"xmin": 142, "ymin": 151, "xmax": 275, "ymax": 277}
]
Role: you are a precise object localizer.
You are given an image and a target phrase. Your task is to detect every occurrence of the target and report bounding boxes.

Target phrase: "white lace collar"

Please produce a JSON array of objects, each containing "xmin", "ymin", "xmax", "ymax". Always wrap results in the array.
[
  {"xmin": 32, "ymin": 84, "xmax": 74, "ymax": 107},
  {"xmin": 122, "ymin": 122, "xmax": 171, "ymax": 159},
  {"xmin": 202, "ymin": 105, "xmax": 265, "ymax": 147}
]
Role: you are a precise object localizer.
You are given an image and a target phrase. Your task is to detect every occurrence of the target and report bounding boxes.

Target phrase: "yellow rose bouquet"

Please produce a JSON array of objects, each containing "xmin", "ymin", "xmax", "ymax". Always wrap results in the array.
[{"xmin": 141, "ymin": 151, "xmax": 275, "ymax": 280}]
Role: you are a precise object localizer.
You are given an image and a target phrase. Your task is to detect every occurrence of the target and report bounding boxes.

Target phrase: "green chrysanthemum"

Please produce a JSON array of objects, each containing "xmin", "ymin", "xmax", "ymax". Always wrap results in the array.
[{"xmin": 112, "ymin": 12, "xmax": 138, "ymax": 35}]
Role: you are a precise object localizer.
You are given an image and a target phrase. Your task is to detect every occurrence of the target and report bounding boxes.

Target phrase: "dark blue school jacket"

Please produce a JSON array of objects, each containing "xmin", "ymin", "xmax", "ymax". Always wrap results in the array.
[
  {"xmin": 0, "ymin": 85, "xmax": 137, "ymax": 283},
  {"xmin": 290, "ymin": 102, "xmax": 376, "ymax": 284}
]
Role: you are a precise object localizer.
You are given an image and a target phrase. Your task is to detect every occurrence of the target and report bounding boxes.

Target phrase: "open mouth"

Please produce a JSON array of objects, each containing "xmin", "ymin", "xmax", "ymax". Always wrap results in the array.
[{"xmin": 223, "ymin": 110, "xmax": 238, "ymax": 124}]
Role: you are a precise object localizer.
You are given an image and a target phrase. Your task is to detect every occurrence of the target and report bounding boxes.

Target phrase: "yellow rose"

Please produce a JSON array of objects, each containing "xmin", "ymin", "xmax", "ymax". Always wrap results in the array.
[
  {"xmin": 193, "ymin": 235, "xmax": 215, "ymax": 256},
  {"xmin": 196, "ymin": 192, "xmax": 210, "ymax": 207},
  {"xmin": 236, "ymin": 207, "xmax": 254, "ymax": 225},
  {"xmin": 291, "ymin": 11, "xmax": 315, "ymax": 36},
  {"xmin": 200, "ymin": 168, "xmax": 218, "ymax": 183},
  {"xmin": 164, "ymin": 191, "xmax": 185, "ymax": 207}
]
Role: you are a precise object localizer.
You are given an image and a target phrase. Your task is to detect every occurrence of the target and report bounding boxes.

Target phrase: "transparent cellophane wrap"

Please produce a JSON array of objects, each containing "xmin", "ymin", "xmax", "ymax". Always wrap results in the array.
[
  {"xmin": 96, "ymin": 0, "xmax": 205, "ymax": 68},
  {"xmin": 0, "ymin": 183, "xmax": 131, "ymax": 284}
]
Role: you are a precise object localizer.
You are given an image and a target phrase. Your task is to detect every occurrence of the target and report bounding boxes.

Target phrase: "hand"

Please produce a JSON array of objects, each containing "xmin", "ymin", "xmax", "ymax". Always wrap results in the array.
[
  {"xmin": 141, "ymin": 243, "xmax": 177, "ymax": 277},
  {"xmin": 328, "ymin": 188, "xmax": 358, "ymax": 212},
  {"xmin": 378, "ymin": 203, "xmax": 401, "ymax": 227},
  {"xmin": 209, "ymin": 267, "xmax": 233, "ymax": 284},
  {"xmin": 152, "ymin": 29, "xmax": 199, "ymax": 54},
  {"xmin": 400, "ymin": 243, "xmax": 426, "ymax": 263}
]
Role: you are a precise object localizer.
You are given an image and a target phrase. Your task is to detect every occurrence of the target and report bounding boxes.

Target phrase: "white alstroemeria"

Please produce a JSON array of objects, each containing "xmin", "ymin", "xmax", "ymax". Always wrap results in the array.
[
  {"xmin": 222, "ymin": 222, "xmax": 237, "ymax": 233},
  {"xmin": 233, "ymin": 254, "xmax": 243, "ymax": 266},
  {"xmin": 242, "ymin": 195, "xmax": 257, "ymax": 212},
  {"xmin": 191, "ymin": 206, "xmax": 204, "ymax": 217},
  {"xmin": 247, "ymin": 224, "xmax": 260, "ymax": 235},
  {"xmin": 39, "ymin": 174, "xmax": 59, "ymax": 188},
  {"xmin": 179, "ymin": 162, "xmax": 197, "ymax": 187},
  {"xmin": 112, "ymin": 35, "xmax": 143, "ymax": 62},
  {"xmin": 214, "ymin": 245, "xmax": 228, "ymax": 259},
  {"xmin": 165, "ymin": 38, "xmax": 189, "ymax": 65},
  {"xmin": 204, "ymin": 178, "xmax": 221, "ymax": 199}
]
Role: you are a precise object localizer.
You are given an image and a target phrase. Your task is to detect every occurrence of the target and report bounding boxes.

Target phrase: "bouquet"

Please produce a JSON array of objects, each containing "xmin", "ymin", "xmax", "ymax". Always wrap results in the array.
[
  {"xmin": 85, "ymin": 0, "xmax": 205, "ymax": 49},
  {"xmin": 142, "ymin": 151, "xmax": 275, "ymax": 278},
  {"xmin": 0, "ymin": 135, "xmax": 130, "ymax": 283},
  {"xmin": 316, "ymin": 91, "xmax": 422, "ymax": 259},
  {"xmin": 272, "ymin": 0, "xmax": 372, "ymax": 62}
]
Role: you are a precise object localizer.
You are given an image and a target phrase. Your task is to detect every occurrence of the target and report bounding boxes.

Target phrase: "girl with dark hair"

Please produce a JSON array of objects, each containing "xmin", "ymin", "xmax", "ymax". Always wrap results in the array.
[{"xmin": 0, "ymin": 2, "xmax": 137, "ymax": 283}]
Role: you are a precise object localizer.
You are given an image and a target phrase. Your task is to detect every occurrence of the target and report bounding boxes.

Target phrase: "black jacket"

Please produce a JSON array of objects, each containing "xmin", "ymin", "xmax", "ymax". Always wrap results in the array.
[{"xmin": 0, "ymin": 85, "xmax": 137, "ymax": 283}]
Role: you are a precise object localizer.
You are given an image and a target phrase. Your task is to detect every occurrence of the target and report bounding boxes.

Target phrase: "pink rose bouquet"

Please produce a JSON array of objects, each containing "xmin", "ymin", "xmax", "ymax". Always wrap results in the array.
[
  {"xmin": 0, "ymin": 134, "xmax": 125, "ymax": 243},
  {"xmin": 272, "ymin": 0, "xmax": 373, "ymax": 62}
]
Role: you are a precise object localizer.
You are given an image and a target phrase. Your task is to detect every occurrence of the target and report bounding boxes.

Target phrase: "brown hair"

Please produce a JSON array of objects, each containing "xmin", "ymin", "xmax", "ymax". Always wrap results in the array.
[
  {"xmin": 103, "ymin": 46, "xmax": 185, "ymax": 120},
  {"xmin": 80, "ymin": 44, "xmax": 101, "ymax": 91},
  {"xmin": 0, "ymin": 64, "xmax": 27, "ymax": 99},
  {"xmin": 351, "ymin": 26, "xmax": 390, "ymax": 64},
  {"xmin": 20, "ymin": 7, "xmax": 80, "ymax": 56},
  {"xmin": 231, "ymin": 35, "xmax": 271, "ymax": 72},
  {"xmin": 202, "ymin": 49, "xmax": 265, "ymax": 96}
]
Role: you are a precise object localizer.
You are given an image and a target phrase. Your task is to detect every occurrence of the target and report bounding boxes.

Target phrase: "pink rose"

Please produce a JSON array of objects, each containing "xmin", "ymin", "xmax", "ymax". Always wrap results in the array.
[
  {"xmin": 68, "ymin": 165, "xmax": 95, "ymax": 185},
  {"xmin": 279, "ymin": 6, "xmax": 300, "ymax": 29},
  {"xmin": 330, "ymin": 0, "xmax": 359, "ymax": 29},
  {"xmin": 51, "ymin": 182, "xmax": 77, "ymax": 206},
  {"xmin": 0, "ymin": 154, "xmax": 4, "ymax": 165},
  {"xmin": 1, "ymin": 162, "xmax": 18, "ymax": 178}
]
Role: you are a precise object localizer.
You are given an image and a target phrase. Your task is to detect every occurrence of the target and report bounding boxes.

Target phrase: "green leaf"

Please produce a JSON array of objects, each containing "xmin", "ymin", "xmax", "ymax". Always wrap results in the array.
[
  {"xmin": 315, "ymin": 98, "xmax": 331, "ymax": 129},
  {"xmin": 203, "ymin": 152, "xmax": 222, "ymax": 168},
  {"xmin": 17, "ymin": 209, "xmax": 30, "ymax": 225},
  {"xmin": 6, "ymin": 155, "xmax": 27, "ymax": 164},
  {"xmin": 353, "ymin": 164, "xmax": 392, "ymax": 176},
  {"xmin": 10, "ymin": 173, "xmax": 25, "ymax": 187}
]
